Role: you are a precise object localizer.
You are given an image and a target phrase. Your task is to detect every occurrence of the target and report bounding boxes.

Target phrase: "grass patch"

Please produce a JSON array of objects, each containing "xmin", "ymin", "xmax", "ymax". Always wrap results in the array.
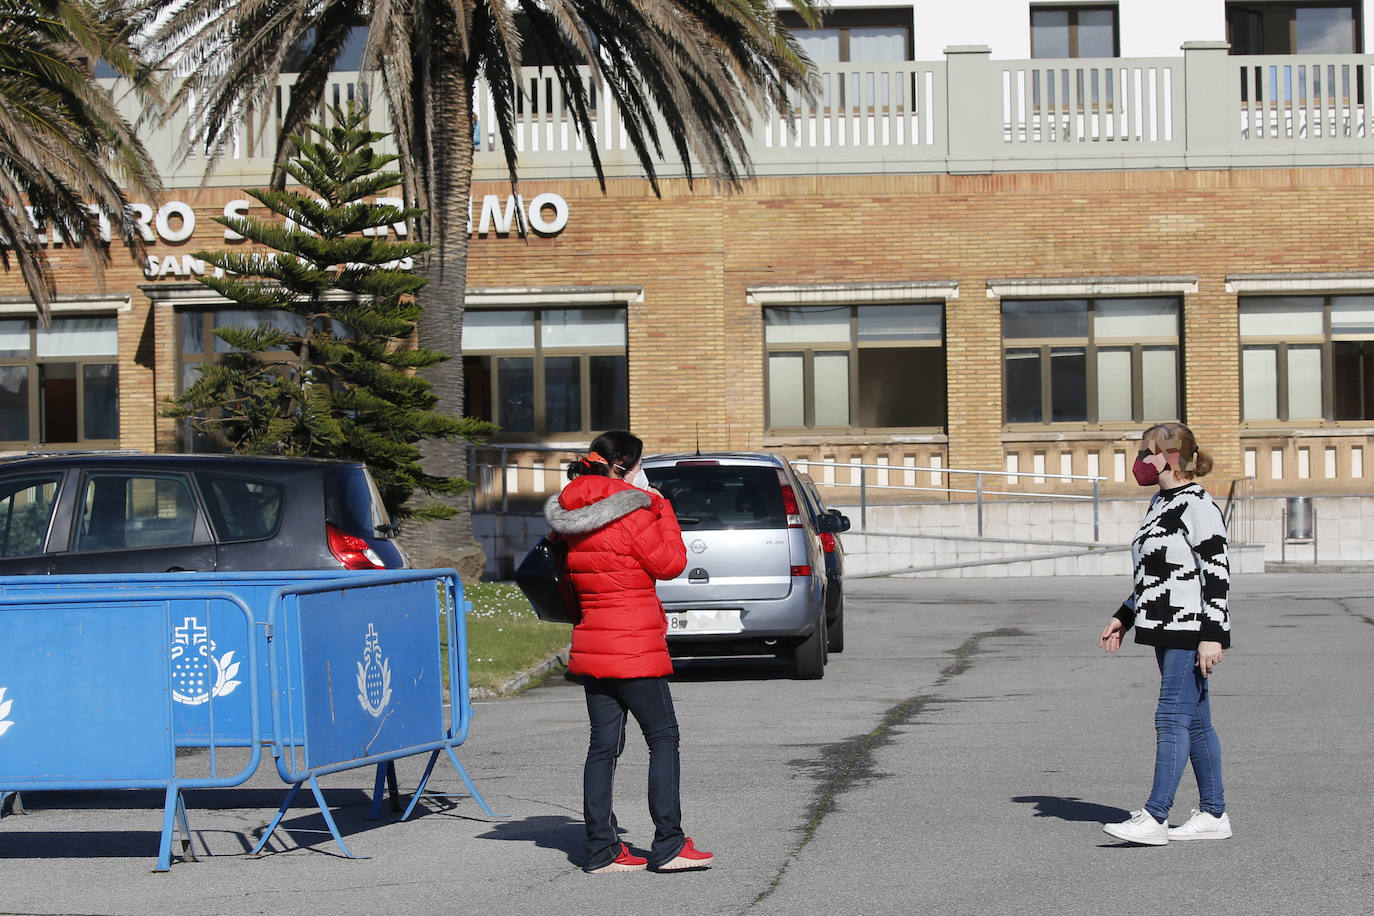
[{"xmin": 461, "ymin": 582, "xmax": 572, "ymax": 694}]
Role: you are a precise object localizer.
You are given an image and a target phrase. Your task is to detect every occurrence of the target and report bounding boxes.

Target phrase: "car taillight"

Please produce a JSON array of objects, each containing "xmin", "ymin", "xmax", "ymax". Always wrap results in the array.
[
  {"xmin": 327, "ymin": 523, "xmax": 386, "ymax": 569},
  {"xmin": 819, "ymin": 532, "xmax": 836, "ymax": 553},
  {"xmin": 780, "ymin": 483, "xmax": 803, "ymax": 528},
  {"xmin": 790, "ymin": 565, "xmax": 812, "ymax": 577}
]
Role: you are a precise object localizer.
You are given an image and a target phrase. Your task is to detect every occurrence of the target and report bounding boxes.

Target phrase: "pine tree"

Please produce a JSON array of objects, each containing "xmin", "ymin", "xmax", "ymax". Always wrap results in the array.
[{"xmin": 164, "ymin": 102, "xmax": 493, "ymax": 521}]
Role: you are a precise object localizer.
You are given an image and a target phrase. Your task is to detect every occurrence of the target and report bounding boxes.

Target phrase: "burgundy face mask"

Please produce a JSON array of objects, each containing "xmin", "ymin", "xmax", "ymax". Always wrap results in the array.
[{"xmin": 1132, "ymin": 457, "xmax": 1160, "ymax": 487}]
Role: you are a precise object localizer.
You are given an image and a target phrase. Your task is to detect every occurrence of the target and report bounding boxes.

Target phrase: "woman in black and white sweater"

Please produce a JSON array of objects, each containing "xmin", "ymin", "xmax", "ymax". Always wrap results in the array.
[{"xmin": 1099, "ymin": 422, "xmax": 1232, "ymax": 846}]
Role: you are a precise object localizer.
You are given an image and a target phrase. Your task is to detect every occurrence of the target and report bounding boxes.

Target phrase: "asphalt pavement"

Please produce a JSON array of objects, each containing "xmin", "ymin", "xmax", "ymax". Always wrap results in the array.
[{"xmin": 1, "ymin": 574, "xmax": 1370, "ymax": 915}]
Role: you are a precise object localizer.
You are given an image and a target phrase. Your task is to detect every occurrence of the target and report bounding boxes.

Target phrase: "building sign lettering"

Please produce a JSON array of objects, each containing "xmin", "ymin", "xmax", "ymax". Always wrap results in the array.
[{"xmin": 14, "ymin": 192, "xmax": 570, "ymax": 278}]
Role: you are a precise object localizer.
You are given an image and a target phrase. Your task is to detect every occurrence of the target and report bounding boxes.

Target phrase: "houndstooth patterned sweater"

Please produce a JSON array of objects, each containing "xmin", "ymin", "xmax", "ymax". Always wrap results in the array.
[{"xmin": 1114, "ymin": 483, "xmax": 1231, "ymax": 649}]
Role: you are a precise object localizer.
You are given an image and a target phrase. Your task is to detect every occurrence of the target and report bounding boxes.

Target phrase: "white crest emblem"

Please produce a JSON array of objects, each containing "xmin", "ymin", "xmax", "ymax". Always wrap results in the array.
[
  {"xmin": 356, "ymin": 623, "xmax": 393, "ymax": 718},
  {"xmin": 170, "ymin": 617, "xmax": 242, "ymax": 706},
  {"xmin": 0, "ymin": 686, "xmax": 13, "ymax": 739}
]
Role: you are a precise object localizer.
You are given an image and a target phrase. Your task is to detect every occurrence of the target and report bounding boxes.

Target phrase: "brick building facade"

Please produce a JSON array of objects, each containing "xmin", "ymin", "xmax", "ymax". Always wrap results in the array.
[
  {"xmin": 6, "ymin": 164, "xmax": 1370, "ymax": 502},
  {"xmin": 6, "ymin": 17, "xmax": 1374, "ymax": 506}
]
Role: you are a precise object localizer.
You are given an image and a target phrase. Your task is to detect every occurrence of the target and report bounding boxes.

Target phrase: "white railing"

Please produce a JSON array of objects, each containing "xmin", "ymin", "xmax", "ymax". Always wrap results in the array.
[
  {"xmin": 111, "ymin": 44, "xmax": 1374, "ymax": 189},
  {"xmin": 999, "ymin": 59, "xmax": 1180, "ymax": 149},
  {"xmin": 1237, "ymin": 54, "xmax": 1373, "ymax": 142}
]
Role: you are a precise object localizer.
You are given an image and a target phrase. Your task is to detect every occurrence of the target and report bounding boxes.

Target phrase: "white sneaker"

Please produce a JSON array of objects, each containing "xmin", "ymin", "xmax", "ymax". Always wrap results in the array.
[
  {"xmin": 1103, "ymin": 809, "xmax": 1169, "ymax": 845},
  {"xmin": 1168, "ymin": 809, "xmax": 1233, "ymax": 841}
]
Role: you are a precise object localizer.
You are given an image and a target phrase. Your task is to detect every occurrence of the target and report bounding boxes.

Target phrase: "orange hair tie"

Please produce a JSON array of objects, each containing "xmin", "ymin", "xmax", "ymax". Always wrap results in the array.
[{"xmin": 586, "ymin": 451, "xmax": 609, "ymax": 465}]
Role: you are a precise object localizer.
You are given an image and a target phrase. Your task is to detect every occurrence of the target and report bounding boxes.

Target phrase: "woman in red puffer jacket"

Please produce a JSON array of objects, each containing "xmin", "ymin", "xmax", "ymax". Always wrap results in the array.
[{"xmin": 544, "ymin": 430, "xmax": 714, "ymax": 875}]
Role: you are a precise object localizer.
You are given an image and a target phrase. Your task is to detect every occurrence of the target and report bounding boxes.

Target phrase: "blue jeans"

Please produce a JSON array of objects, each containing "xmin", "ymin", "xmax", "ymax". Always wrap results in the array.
[
  {"xmin": 582, "ymin": 676, "xmax": 684, "ymax": 870},
  {"xmin": 1145, "ymin": 647, "xmax": 1225, "ymax": 823}
]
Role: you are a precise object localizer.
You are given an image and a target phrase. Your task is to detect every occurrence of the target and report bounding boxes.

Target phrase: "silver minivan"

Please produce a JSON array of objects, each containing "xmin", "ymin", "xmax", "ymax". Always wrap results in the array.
[{"xmin": 642, "ymin": 452, "xmax": 844, "ymax": 679}]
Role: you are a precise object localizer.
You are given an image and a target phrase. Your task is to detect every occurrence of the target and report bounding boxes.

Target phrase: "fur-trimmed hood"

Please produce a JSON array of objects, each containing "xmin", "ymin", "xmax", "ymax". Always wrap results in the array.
[{"xmin": 545, "ymin": 480, "xmax": 651, "ymax": 536}]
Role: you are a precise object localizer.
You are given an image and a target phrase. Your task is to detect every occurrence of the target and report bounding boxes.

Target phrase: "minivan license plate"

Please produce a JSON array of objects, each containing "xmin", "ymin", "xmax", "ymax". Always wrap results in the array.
[{"xmin": 666, "ymin": 610, "xmax": 744, "ymax": 634}]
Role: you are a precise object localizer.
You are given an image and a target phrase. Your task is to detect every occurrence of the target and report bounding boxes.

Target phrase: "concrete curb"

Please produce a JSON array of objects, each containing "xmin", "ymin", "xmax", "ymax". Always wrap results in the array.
[
  {"xmin": 468, "ymin": 644, "xmax": 571, "ymax": 699},
  {"xmin": 1263, "ymin": 561, "xmax": 1374, "ymax": 573}
]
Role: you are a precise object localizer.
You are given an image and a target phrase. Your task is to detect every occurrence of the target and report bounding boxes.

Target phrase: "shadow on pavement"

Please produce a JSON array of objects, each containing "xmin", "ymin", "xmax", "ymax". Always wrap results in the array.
[
  {"xmin": 477, "ymin": 814, "xmax": 584, "ymax": 864},
  {"xmin": 1012, "ymin": 795, "xmax": 1129, "ymax": 823},
  {"xmin": 667, "ymin": 657, "xmax": 799, "ymax": 682}
]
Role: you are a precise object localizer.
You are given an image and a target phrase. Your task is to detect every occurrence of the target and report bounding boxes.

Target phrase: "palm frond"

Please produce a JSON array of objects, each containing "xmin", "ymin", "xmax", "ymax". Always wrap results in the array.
[{"xmin": 0, "ymin": 0, "xmax": 163, "ymax": 324}]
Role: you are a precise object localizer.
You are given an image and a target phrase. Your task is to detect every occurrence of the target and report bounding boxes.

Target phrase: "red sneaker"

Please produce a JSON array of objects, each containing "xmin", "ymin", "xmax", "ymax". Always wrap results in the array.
[
  {"xmin": 654, "ymin": 837, "xmax": 714, "ymax": 871},
  {"xmin": 587, "ymin": 843, "xmax": 648, "ymax": 874}
]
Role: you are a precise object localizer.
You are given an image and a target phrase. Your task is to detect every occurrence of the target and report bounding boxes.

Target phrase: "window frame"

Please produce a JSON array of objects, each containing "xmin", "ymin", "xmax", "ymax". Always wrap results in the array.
[
  {"xmin": 175, "ymin": 304, "xmax": 357, "ymax": 451},
  {"xmin": 779, "ymin": 9, "xmax": 915, "ymax": 63},
  {"xmin": 1001, "ymin": 296, "xmax": 1184, "ymax": 427},
  {"xmin": 1239, "ymin": 293, "xmax": 1374, "ymax": 424},
  {"xmin": 763, "ymin": 301, "xmax": 947, "ymax": 434},
  {"xmin": 1225, "ymin": 2, "xmax": 1363, "ymax": 55},
  {"xmin": 0, "ymin": 316, "xmax": 120, "ymax": 448},
  {"xmin": 1030, "ymin": 4, "xmax": 1122, "ymax": 59},
  {"xmin": 461, "ymin": 305, "xmax": 629, "ymax": 440}
]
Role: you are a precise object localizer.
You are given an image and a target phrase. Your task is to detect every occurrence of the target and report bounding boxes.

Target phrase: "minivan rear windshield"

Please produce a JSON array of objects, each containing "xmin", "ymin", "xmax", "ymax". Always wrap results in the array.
[
  {"xmin": 324, "ymin": 466, "xmax": 394, "ymax": 539},
  {"xmin": 645, "ymin": 465, "xmax": 785, "ymax": 530}
]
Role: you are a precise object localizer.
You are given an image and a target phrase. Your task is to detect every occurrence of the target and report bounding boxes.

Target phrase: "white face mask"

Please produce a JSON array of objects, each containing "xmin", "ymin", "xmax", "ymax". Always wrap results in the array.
[{"xmin": 631, "ymin": 468, "xmax": 650, "ymax": 490}]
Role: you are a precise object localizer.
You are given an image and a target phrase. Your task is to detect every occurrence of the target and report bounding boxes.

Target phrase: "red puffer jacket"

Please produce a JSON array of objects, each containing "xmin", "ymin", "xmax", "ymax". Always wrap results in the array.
[{"xmin": 544, "ymin": 474, "xmax": 687, "ymax": 678}]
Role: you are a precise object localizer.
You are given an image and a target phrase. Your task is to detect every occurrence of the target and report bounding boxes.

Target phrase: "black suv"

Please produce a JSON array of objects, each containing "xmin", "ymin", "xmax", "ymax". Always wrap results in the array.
[{"xmin": 0, "ymin": 453, "xmax": 406, "ymax": 574}]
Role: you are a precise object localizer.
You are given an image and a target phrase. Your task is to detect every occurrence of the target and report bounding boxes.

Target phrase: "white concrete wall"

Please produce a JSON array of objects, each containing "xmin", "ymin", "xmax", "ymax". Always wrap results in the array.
[
  {"xmin": 824, "ymin": 1, "xmax": 1374, "ymax": 60},
  {"xmin": 474, "ymin": 496, "xmax": 1370, "ymax": 580},
  {"xmin": 912, "ymin": 1, "xmax": 1027, "ymax": 59},
  {"xmin": 846, "ymin": 494, "xmax": 1374, "ymax": 565},
  {"xmin": 905, "ymin": 0, "xmax": 1229, "ymax": 59}
]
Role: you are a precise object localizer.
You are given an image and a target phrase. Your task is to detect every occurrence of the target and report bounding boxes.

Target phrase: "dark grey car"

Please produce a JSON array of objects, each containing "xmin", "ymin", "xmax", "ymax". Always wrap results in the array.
[
  {"xmin": 0, "ymin": 453, "xmax": 406, "ymax": 575},
  {"xmin": 797, "ymin": 472, "xmax": 850, "ymax": 653}
]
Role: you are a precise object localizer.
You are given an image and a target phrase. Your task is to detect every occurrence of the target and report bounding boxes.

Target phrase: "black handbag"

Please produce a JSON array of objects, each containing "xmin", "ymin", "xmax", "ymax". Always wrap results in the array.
[{"xmin": 515, "ymin": 535, "xmax": 581, "ymax": 624}]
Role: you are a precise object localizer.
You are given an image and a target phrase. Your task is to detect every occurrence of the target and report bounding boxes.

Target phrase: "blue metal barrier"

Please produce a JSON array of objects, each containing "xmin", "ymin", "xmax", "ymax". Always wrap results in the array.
[
  {"xmin": 0, "ymin": 569, "xmax": 494, "ymax": 870},
  {"xmin": 252, "ymin": 571, "xmax": 496, "ymax": 858},
  {"xmin": 0, "ymin": 589, "xmax": 262, "ymax": 870},
  {"xmin": 0, "ymin": 572, "xmax": 354, "ymax": 748}
]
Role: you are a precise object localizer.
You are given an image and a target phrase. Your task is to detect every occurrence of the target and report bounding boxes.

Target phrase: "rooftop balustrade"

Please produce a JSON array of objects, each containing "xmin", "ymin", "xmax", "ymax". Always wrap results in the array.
[{"xmin": 113, "ymin": 42, "xmax": 1374, "ymax": 189}]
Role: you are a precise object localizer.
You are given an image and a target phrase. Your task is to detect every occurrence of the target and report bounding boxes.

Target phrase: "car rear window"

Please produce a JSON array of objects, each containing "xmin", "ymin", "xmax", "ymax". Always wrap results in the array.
[
  {"xmin": 197, "ymin": 473, "xmax": 285, "ymax": 542},
  {"xmin": 645, "ymin": 465, "xmax": 785, "ymax": 530},
  {"xmin": 324, "ymin": 466, "xmax": 393, "ymax": 539}
]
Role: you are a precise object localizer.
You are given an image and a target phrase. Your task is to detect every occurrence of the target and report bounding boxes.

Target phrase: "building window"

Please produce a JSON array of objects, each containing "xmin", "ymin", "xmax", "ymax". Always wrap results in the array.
[
  {"xmin": 779, "ymin": 9, "xmax": 912, "ymax": 109},
  {"xmin": 1240, "ymin": 295, "xmax": 1374, "ymax": 422},
  {"xmin": 462, "ymin": 308, "xmax": 627, "ymax": 438},
  {"xmin": 765, "ymin": 303, "xmax": 945, "ymax": 431},
  {"xmin": 176, "ymin": 307, "xmax": 358, "ymax": 450},
  {"xmin": 1226, "ymin": 3, "xmax": 1361, "ymax": 55},
  {"xmin": 179, "ymin": 308, "xmax": 308, "ymax": 391},
  {"xmin": 782, "ymin": 10, "xmax": 912, "ymax": 64},
  {"xmin": 1030, "ymin": 5, "xmax": 1120, "ymax": 58},
  {"xmin": 0, "ymin": 316, "xmax": 119, "ymax": 446},
  {"xmin": 1003, "ymin": 298, "xmax": 1181, "ymax": 425}
]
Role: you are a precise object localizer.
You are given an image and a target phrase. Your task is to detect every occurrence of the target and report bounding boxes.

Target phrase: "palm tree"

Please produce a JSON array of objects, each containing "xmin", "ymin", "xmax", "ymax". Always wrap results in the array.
[
  {"xmin": 0, "ymin": 0, "xmax": 161, "ymax": 326},
  {"xmin": 135, "ymin": 0, "xmax": 818, "ymax": 568}
]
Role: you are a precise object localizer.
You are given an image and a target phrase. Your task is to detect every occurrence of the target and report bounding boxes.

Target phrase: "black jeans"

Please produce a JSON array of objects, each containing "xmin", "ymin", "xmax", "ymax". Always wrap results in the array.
[{"xmin": 582, "ymin": 675, "xmax": 684, "ymax": 870}]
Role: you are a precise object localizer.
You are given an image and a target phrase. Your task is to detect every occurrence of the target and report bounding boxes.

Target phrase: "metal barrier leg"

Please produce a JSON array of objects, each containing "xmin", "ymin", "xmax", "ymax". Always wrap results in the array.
[
  {"xmin": 307, "ymin": 774, "xmax": 362, "ymax": 860},
  {"xmin": 175, "ymin": 792, "xmax": 199, "ymax": 863},
  {"xmin": 251, "ymin": 781, "xmax": 303, "ymax": 855},
  {"xmin": 400, "ymin": 748, "xmax": 501, "ymax": 821},
  {"xmin": 367, "ymin": 761, "xmax": 402, "ymax": 820},
  {"xmin": 444, "ymin": 747, "xmax": 499, "ymax": 819},
  {"xmin": 400, "ymin": 750, "xmax": 442, "ymax": 821},
  {"xmin": 0, "ymin": 790, "xmax": 24, "ymax": 818},
  {"xmin": 156, "ymin": 787, "xmax": 183, "ymax": 872}
]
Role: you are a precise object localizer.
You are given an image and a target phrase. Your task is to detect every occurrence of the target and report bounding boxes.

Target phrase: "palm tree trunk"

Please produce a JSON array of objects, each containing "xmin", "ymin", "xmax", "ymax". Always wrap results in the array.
[{"xmin": 408, "ymin": 44, "xmax": 482, "ymax": 580}]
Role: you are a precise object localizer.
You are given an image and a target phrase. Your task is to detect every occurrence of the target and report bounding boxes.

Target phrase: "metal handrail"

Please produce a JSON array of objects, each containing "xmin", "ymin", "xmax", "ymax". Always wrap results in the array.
[
  {"xmin": 791, "ymin": 459, "xmax": 1105, "ymax": 541},
  {"xmin": 1222, "ymin": 476, "xmax": 1257, "ymax": 546},
  {"xmin": 466, "ymin": 446, "xmax": 1107, "ymax": 543}
]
